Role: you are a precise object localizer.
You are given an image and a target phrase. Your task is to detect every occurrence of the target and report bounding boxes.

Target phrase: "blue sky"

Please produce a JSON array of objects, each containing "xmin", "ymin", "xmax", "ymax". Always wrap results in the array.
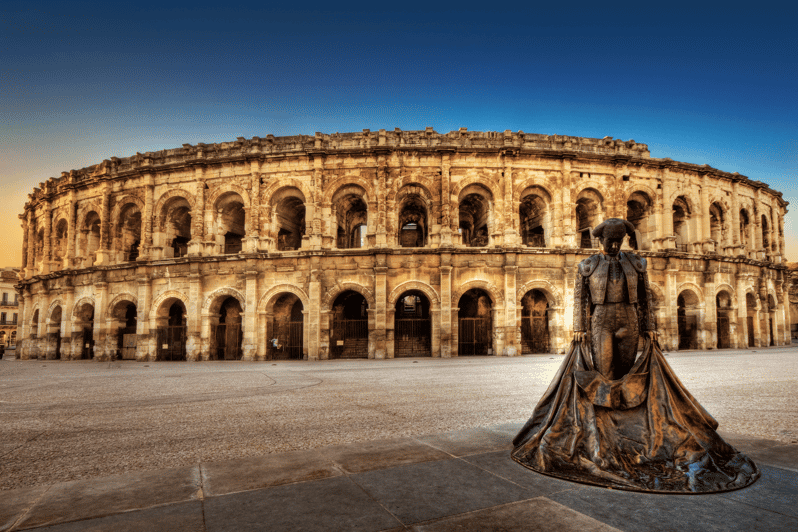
[{"xmin": 2, "ymin": 1, "xmax": 796, "ymax": 266}]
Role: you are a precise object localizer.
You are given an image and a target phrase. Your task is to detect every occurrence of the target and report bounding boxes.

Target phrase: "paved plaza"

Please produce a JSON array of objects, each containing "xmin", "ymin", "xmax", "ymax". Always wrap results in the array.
[{"xmin": 1, "ymin": 345, "xmax": 797, "ymax": 530}]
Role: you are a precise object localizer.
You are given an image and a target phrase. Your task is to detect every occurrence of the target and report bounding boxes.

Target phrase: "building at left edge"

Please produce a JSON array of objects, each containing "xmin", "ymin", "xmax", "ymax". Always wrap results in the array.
[{"xmin": 13, "ymin": 128, "xmax": 792, "ymax": 362}]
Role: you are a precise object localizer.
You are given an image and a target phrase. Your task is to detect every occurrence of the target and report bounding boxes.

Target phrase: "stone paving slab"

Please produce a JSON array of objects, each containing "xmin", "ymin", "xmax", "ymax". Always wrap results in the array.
[
  {"xmin": 411, "ymin": 498, "xmax": 621, "ymax": 532},
  {"xmin": 12, "ymin": 466, "xmax": 201, "ymax": 531},
  {"xmin": 4, "ymin": 424, "xmax": 798, "ymax": 532}
]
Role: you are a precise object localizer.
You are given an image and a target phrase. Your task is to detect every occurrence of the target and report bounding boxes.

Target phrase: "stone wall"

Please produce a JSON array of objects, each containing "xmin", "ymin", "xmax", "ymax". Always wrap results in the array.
[{"xmin": 15, "ymin": 129, "xmax": 791, "ymax": 361}]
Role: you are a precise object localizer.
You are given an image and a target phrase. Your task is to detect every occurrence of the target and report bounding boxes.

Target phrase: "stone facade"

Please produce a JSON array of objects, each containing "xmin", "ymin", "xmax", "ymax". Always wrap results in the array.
[
  {"xmin": 14, "ymin": 128, "xmax": 791, "ymax": 362},
  {"xmin": 1, "ymin": 267, "xmax": 20, "ymax": 351}
]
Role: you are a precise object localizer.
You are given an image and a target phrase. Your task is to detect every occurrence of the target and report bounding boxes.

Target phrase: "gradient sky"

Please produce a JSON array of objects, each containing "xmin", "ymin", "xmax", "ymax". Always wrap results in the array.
[{"xmin": 2, "ymin": 1, "xmax": 796, "ymax": 267}]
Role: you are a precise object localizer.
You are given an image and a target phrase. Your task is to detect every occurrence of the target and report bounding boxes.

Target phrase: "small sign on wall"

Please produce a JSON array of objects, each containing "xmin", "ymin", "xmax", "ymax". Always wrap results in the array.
[
  {"xmin": 337, "ymin": 340, "xmax": 344, "ymax": 346},
  {"xmin": 162, "ymin": 344, "xmax": 169, "ymax": 349}
]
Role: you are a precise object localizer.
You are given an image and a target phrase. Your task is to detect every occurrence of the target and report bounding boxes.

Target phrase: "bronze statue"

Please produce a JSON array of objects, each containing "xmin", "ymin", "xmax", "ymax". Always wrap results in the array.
[{"xmin": 512, "ymin": 218, "xmax": 759, "ymax": 493}]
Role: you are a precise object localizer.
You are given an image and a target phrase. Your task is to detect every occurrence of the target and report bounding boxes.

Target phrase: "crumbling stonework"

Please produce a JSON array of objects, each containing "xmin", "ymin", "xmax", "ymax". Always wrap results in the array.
[{"xmin": 15, "ymin": 128, "xmax": 791, "ymax": 361}]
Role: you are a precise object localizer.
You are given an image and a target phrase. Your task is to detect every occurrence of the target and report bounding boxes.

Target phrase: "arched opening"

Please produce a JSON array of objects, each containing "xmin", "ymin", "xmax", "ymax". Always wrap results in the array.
[
  {"xmin": 80, "ymin": 211, "xmax": 101, "ymax": 268},
  {"xmin": 212, "ymin": 297, "xmax": 243, "ymax": 360},
  {"xmin": 394, "ymin": 291, "xmax": 431, "ymax": 357},
  {"xmin": 159, "ymin": 197, "xmax": 192, "ymax": 258},
  {"xmin": 156, "ymin": 300, "xmax": 187, "ymax": 361},
  {"xmin": 330, "ymin": 291, "xmax": 369, "ymax": 358},
  {"xmin": 216, "ymin": 192, "xmax": 246, "ymax": 255},
  {"xmin": 740, "ymin": 209, "xmax": 751, "ymax": 250},
  {"xmin": 268, "ymin": 294, "xmax": 304, "ymax": 360},
  {"xmin": 745, "ymin": 293, "xmax": 757, "ymax": 347},
  {"xmin": 34, "ymin": 228, "xmax": 45, "ymax": 267},
  {"xmin": 115, "ymin": 203, "xmax": 142, "ymax": 262},
  {"xmin": 47, "ymin": 306, "xmax": 62, "ymax": 360},
  {"xmin": 397, "ymin": 194, "xmax": 428, "ymax": 248},
  {"xmin": 74, "ymin": 303, "xmax": 94, "ymax": 359},
  {"xmin": 520, "ymin": 189, "xmax": 548, "ymax": 247},
  {"xmin": 458, "ymin": 288, "xmax": 493, "ymax": 355},
  {"xmin": 673, "ymin": 197, "xmax": 691, "ymax": 251},
  {"xmin": 677, "ymin": 291, "xmax": 700, "ymax": 350},
  {"xmin": 626, "ymin": 191, "xmax": 653, "ymax": 250},
  {"xmin": 709, "ymin": 203, "xmax": 726, "ymax": 253},
  {"xmin": 53, "ymin": 219, "xmax": 68, "ymax": 268},
  {"xmin": 110, "ymin": 301, "xmax": 137, "ymax": 360},
  {"xmin": 716, "ymin": 291, "xmax": 732, "ymax": 349},
  {"xmin": 333, "ymin": 189, "xmax": 368, "ymax": 249},
  {"xmin": 459, "ymin": 189, "xmax": 491, "ymax": 247},
  {"xmin": 274, "ymin": 191, "xmax": 306, "ymax": 251},
  {"xmin": 520, "ymin": 290, "xmax": 550, "ymax": 354},
  {"xmin": 576, "ymin": 189, "xmax": 603, "ymax": 248}
]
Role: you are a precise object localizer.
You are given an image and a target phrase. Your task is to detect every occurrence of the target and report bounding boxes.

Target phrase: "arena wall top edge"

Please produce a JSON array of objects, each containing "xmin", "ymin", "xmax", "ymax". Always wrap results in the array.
[{"xmin": 22, "ymin": 128, "xmax": 787, "ymax": 211}]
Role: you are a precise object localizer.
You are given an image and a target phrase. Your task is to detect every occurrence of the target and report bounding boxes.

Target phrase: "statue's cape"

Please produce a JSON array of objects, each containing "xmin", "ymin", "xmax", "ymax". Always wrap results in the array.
[{"xmin": 511, "ymin": 339, "xmax": 759, "ymax": 493}]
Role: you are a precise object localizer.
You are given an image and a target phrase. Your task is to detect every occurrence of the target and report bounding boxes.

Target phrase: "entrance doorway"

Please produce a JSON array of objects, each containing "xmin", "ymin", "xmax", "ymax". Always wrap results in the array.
[
  {"xmin": 520, "ymin": 290, "xmax": 550, "ymax": 354},
  {"xmin": 212, "ymin": 297, "xmax": 242, "ymax": 360},
  {"xmin": 157, "ymin": 301, "xmax": 186, "ymax": 361},
  {"xmin": 268, "ymin": 294, "xmax": 304, "ymax": 360},
  {"xmin": 458, "ymin": 289, "xmax": 492, "ymax": 355},
  {"xmin": 330, "ymin": 291, "xmax": 368, "ymax": 359},
  {"xmin": 394, "ymin": 291, "xmax": 431, "ymax": 357}
]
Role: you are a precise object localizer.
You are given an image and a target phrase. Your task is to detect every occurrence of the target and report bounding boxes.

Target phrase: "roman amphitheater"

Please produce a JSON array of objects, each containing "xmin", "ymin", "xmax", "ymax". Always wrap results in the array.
[{"xmin": 14, "ymin": 128, "xmax": 791, "ymax": 362}]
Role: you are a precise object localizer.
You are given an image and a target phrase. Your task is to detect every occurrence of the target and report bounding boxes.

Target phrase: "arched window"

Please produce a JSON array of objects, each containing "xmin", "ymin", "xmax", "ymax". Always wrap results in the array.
[
  {"xmin": 626, "ymin": 191, "xmax": 653, "ymax": 250},
  {"xmin": 519, "ymin": 188, "xmax": 549, "ymax": 247},
  {"xmin": 270, "ymin": 188, "xmax": 306, "ymax": 251},
  {"xmin": 397, "ymin": 191, "xmax": 428, "ymax": 248},
  {"xmin": 576, "ymin": 189, "xmax": 603, "ymax": 248},
  {"xmin": 458, "ymin": 185, "xmax": 492, "ymax": 248},
  {"xmin": 709, "ymin": 203, "xmax": 726, "ymax": 252},
  {"xmin": 158, "ymin": 196, "xmax": 192, "ymax": 258},
  {"xmin": 215, "ymin": 192, "xmax": 246, "ymax": 254},
  {"xmin": 332, "ymin": 186, "xmax": 368, "ymax": 249},
  {"xmin": 673, "ymin": 196, "xmax": 691, "ymax": 251},
  {"xmin": 115, "ymin": 203, "xmax": 142, "ymax": 262},
  {"xmin": 740, "ymin": 209, "xmax": 750, "ymax": 250}
]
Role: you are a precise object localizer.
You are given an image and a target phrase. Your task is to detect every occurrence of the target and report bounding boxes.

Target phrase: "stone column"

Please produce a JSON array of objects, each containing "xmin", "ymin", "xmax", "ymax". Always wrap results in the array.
[
  {"xmin": 26, "ymin": 210, "xmax": 36, "ymax": 278},
  {"xmin": 66, "ymin": 192, "xmax": 77, "ymax": 268},
  {"xmin": 242, "ymin": 266, "xmax": 258, "ymax": 360},
  {"xmin": 245, "ymin": 167, "xmax": 260, "ymax": 253},
  {"xmin": 140, "ymin": 181, "xmax": 154, "ymax": 260},
  {"xmin": 62, "ymin": 286, "xmax": 75, "ymax": 359},
  {"xmin": 503, "ymin": 256, "xmax": 518, "ymax": 355},
  {"xmin": 440, "ymin": 154, "xmax": 452, "ymax": 247},
  {"xmin": 20, "ymin": 215, "xmax": 29, "ymax": 275},
  {"xmin": 373, "ymin": 254, "xmax": 388, "ymax": 358},
  {"xmin": 503, "ymin": 153, "xmax": 517, "ymax": 246},
  {"xmin": 731, "ymin": 181, "xmax": 741, "ymax": 254},
  {"xmin": 561, "ymin": 158, "xmax": 574, "ymax": 247},
  {"xmin": 188, "ymin": 167, "xmax": 205, "ymax": 256},
  {"xmin": 95, "ymin": 184, "xmax": 112, "ymax": 265},
  {"xmin": 703, "ymin": 269, "xmax": 716, "ymax": 349},
  {"xmin": 664, "ymin": 261, "xmax": 678, "ymax": 351},
  {"xmin": 700, "ymin": 176, "xmax": 711, "ymax": 251},
  {"xmin": 439, "ymin": 255, "xmax": 452, "ymax": 357},
  {"xmin": 308, "ymin": 255, "xmax": 322, "ymax": 360},
  {"xmin": 93, "ymin": 281, "xmax": 108, "ymax": 360},
  {"xmin": 184, "ymin": 269, "xmax": 202, "ymax": 361},
  {"xmin": 136, "ymin": 275, "xmax": 152, "ymax": 361},
  {"xmin": 41, "ymin": 203, "xmax": 52, "ymax": 275},
  {"xmin": 661, "ymin": 168, "xmax": 675, "ymax": 250}
]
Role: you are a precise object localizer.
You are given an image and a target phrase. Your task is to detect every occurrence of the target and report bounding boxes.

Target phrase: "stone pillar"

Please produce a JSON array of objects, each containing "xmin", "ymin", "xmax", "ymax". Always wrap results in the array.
[
  {"xmin": 26, "ymin": 210, "xmax": 36, "ymax": 278},
  {"xmin": 440, "ymin": 154, "xmax": 452, "ymax": 247},
  {"xmin": 664, "ymin": 262, "xmax": 678, "ymax": 351},
  {"xmin": 93, "ymin": 281, "xmax": 108, "ymax": 360},
  {"xmin": 661, "ymin": 168, "xmax": 675, "ymax": 250},
  {"xmin": 66, "ymin": 193, "xmax": 77, "ymax": 268},
  {"xmin": 242, "ymin": 267, "xmax": 258, "ymax": 360},
  {"xmin": 41, "ymin": 202, "xmax": 52, "ymax": 275},
  {"xmin": 62, "ymin": 286, "xmax": 75, "ymax": 359},
  {"xmin": 185, "ymin": 269, "xmax": 202, "ymax": 361},
  {"xmin": 136, "ymin": 275, "xmax": 152, "ymax": 361},
  {"xmin": 700, "ymin": 177, "xmax": 711, "ymax": 250},
  {"xmin": 308, "ymin": 264, "xmax": 322, "ymax": 360},
  {"xmin": 95, "ymin": 184, "xmax": 112, "ymax": 265},
  {"xmin": 503, "ymin": 153, "xmax": 517, "ymax": 246},
  {"xmin": 373, "ymin": 254, "xmax": 388, "ymax": 358},
  {"xmin": 20, "ymin": 215, "xmax": 29, "ymax": 275},
  {"xmin": 245, "ymin": 167, "xmax": 260, "ymax": 253},
  {"xmin": 703, "ymin": 269, "xmax": 716, "ymax": 349},
  {"xmin": 140, "ymin": 181, "xmax": 154, "ymax": 260},
  {"xmin": 561, "ymin": 159, "xmax": 574, "ymax": 247},
  {"xmin": 439, "ymin": 255, "xmax": 452, "ymax": 357},
  {"xmin": 188, "ymin": 167, "xmax": 205, "ymax": 256},
  {"xmin": 731, "ymin": 182, "xmax": 742, "ymax": 254}
]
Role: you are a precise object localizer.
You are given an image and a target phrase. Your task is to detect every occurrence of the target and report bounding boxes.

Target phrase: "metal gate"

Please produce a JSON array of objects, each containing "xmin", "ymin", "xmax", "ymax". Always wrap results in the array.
[
  {"xmin": 331, "ymin": 319, "xmax": 368, "ymax": 359},
  {"xmin": 81, "ymin": 327, "xmax": 94, "ymax": 360},
  {"xmin": 394, "ymin": 318, "xmax": 431, "ymax": 357},
  {"xmin": 286, "ymin": 321, "xmax": 303, "ymax": 360},
  {"xmin": 157, "ymin": 326, "xmax": 186, "ymax": 361},
  {"xmin": 458, "ymin": 317, "xmax": 491, "ymax": 356},
  {"xmin": 118, "ymin": 326, "xmax": 137, "ymax": 359},
  {"xmin": 520, "ymin": 316, "xmax": 549, "ymax": 354},
  {"xmin": 717, "ymin": 316, "xmax": 730, "ymax": 349},
  {"xmin": 212, "ymin": 323, "xmax": 242, "ymax": 360}
]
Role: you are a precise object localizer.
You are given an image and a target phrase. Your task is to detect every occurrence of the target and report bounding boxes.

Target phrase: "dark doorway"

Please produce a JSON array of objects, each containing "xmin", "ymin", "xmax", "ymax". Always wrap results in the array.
[
  {"xmin": 157, "ymin": 301, "xmax": 186, "ymax": 361},
  {"xmin": 458, "ymin": 289, "xmax": 492, "ymax": 355},
  {"xmin": 213, "ymin": 297, "xmax": 243, "ymax": 360},
  {"xmin": 268, "ymin": 295, "xmax": 305, "ymax": 360},
  {"xmin": 520, "ymin": 290, "xmax": 550, "ymax": 354},
  {"xmin": 394, "ymin": 291, "xmax": 431, "ymax": 357},
  {"xmin": 116, "ymin": 303, "xmax": 138, "ymax": 360},
  {"xmin": 330, "ymin": 291, "xmax": 369, "ymax": 359}
]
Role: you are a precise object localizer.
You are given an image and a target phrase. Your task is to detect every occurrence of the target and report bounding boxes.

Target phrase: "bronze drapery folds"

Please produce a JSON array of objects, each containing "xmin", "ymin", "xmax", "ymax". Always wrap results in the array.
[{"xmin": 512, "ymin": 219, "xmax": 759, "ymax": 493}]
